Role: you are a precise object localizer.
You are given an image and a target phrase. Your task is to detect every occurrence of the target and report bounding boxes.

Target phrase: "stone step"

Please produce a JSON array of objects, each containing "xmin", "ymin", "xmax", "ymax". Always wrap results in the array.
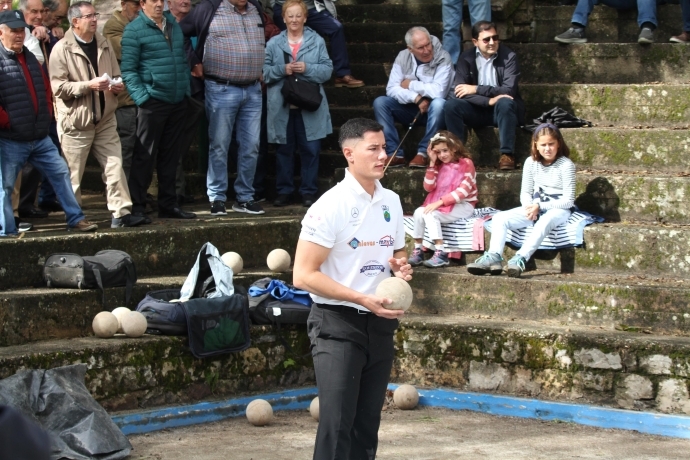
[
  {"xmin": 0, "ymin": 271, "xmax": 289, "ymax": 347},
  {"xmin": 409, "ymin": 268, "xmax": 690, "ymax": 335},
  {"xmin": 380, "ymin": 168, "xmax": 690, "ymax": 224},
  {"xmin": 326, "ymin": 84, "xmax": 690, "ymax": 127},
  {"xmin": 4, "ymin": 314, "xmax": 690, "ymax": 415},
  {"xmin": 0, "ymin": 209, "xmax": 303, "ymax": 291},
  {"xmin": 344, "ymin": 22, "xmax": 443, "ymax": 44},
  {"xmin": 533, "ymin": 5, "xmax": 684, "ymax": 44},
  {"xmin": 337, "ymin": 0, "xmax": 522, "ymax": 22},
  {"xmin": 343, "ymin": 45, "xmax": 690, "ymax": 84}
]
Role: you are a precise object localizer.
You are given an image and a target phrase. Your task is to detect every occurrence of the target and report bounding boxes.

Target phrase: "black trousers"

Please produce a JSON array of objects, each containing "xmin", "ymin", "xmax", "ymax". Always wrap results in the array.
[
  {"xmin": 129, "ymin": 97, "xmax": 188, "ymax": 213},
  {"xmin": 308, "ymin": 304, "xmax": 398, "ymax": 460}
]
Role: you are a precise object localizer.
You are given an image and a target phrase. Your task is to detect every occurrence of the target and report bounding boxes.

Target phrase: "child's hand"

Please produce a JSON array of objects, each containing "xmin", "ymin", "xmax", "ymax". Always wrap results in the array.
[
  {"xmin": 427, "ymin": 144, "xmax": 437, "ymax": 165},
  {"xmin": 525, "ymin": 204, "xmax": 540, "ymax": 220},
  {"xmin": 424, "ymin": 200, "xmax": 443, "ymax": 214}
]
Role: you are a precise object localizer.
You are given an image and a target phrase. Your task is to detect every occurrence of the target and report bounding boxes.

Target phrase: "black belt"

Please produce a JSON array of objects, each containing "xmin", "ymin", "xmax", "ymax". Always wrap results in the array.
[
  {"xmin": 316, "ymin": 303, "xmax": 372, "ymax": 315},
  {"xmin": 205, "ymin": 75, "xmax": 258, "ymax": 87}
]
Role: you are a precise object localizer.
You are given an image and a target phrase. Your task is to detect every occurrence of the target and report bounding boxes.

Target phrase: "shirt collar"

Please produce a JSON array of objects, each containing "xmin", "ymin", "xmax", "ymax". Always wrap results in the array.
[
  {"xmin": 343, "ymin": 169, "xmax": 383, "ymax": 202},
  {"xmin": 475, "ymin": 48, "xmax": 497, "ymax": 62},
  {"xmin": 73, "ymin": 31, "xmax": 94, "ymax": 44}
]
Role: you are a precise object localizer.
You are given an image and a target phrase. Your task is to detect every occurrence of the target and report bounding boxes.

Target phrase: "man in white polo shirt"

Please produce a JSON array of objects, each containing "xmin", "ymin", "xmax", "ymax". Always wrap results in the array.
[{"xmin": 293, "ymin": 118, "xmax": 413, "ymax": 460}]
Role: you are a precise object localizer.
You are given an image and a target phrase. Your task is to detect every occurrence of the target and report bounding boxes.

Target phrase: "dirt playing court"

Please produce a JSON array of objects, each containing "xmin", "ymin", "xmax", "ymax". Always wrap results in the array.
[{"xmin": 129, "ymin": 406, "xmax": 690, "ymax": 459}]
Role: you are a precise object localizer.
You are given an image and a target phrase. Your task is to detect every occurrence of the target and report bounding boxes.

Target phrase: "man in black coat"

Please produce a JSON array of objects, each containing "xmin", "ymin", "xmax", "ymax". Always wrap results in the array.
[{"xmin": 444, "ymin": 21, "xmax": 524, "ymax": 170}]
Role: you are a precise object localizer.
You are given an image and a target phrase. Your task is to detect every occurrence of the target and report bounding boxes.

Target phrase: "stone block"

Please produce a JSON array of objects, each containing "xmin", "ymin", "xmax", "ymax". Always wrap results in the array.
[
  {"xmin": 574, "ymin": 348, "xmax": 622, "ymax": 370},
  {"xmin": 617, "ymin": 374, "xmax": 654, "ymax": 403},
  {"xmin": 640, "ymin": 355, "xmax": 673, "ymax": 375},
  {"xmin": 501, "ymin": 341, "xmax": 520, "ymax": 363},
  {"xmin": 468, "ymin": 361, "xmax": 509, "ymax": 391},
  {"xmin": 656, "ymin": 379, "xmax": 690, "ymax": 414},
  {"xmin": 556, "ymin": 350, "xmax": 572, "ymax": 369}
]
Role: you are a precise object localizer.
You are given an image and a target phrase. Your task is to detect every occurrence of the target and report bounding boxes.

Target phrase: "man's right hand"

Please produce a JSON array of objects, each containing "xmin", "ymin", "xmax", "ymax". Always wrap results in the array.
[
  {"xmin": 51, "ymin": 26, "xmax": 64, "ymax": 39},
  {"xmin": 191, "ymin": 63, "xmax": 204, "ymax": 79},
  {"xmin": 359, "ymin": 294, "xmax": 405, "ymax": 319},
  {"xmin": 88, "ymin": 75, "xmax": 110, "ymax": 91},
  {"xmin": 32, "ymin": 25, "xmax": 49, "ymax": 42},
  {"xmin": 417, "ymin": 98, "xmax": 430, "ymax": 114},
  {"xmin": 489, "ymin": 94, "xmax": 513, "ymax": 106}
]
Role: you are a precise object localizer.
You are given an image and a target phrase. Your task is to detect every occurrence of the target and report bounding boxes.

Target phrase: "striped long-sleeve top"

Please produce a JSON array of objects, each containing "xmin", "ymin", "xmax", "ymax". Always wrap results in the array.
[
  {"xmin": 422, "ymin": 157, "xmax": 478, "ymax": 213},
  {"xmin": 520, "ymin": 156, "xmax": 576, "ymax": 210}
]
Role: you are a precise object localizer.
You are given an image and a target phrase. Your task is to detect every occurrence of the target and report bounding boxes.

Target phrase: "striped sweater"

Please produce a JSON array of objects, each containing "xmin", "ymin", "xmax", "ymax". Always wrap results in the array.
[
  {"xmin": 520, "ymin": 156, "xmax": 576, "ymax": 210},
  {"xmin": 423, "ymin": 157, "xmax": 478, "ymax": 211}
]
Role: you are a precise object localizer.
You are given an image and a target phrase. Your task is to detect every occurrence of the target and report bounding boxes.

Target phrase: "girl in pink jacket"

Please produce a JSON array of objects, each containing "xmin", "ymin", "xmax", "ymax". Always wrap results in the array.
[{"xmin": 409, "ymin": 130, "xmax": 478, "ymax": 268}]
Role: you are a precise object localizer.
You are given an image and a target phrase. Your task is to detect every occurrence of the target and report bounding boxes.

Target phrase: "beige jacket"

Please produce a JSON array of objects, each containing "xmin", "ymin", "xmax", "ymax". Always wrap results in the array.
[
  {"xmin": 49, "ymin": 29, "xmax": 120, "ymax": 131},
  {"xmin": 103, "ymin": 10, "xmax": 135, "ymax": 108}
]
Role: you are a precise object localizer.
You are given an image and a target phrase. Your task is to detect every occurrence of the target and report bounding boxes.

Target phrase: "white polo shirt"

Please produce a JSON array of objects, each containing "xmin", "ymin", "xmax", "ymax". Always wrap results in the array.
[{"xmin": 299, "ymin": 169, "xmax": 406, "ymax": 312}]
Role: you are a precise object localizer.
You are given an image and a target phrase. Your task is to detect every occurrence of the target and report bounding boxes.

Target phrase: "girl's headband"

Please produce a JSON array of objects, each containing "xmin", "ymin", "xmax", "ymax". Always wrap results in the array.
[
  {"xmin": 532, "ymin": 123, "xmax": 559, "ymax": 138},
  {"xmin": 430, "ymin": 132, "xmax": 447, "ymax": 143}
]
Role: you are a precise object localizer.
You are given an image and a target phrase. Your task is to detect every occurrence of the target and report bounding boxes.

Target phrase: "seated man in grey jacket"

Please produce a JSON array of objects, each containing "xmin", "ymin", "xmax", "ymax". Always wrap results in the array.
[{"xmin": 373, "ymin": 26, "xmax": 453, "ymax": 168}]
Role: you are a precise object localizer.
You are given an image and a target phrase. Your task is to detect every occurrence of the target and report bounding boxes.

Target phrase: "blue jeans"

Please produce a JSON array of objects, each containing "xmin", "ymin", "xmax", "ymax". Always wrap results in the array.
[
  {"xmin": 442, "ymin": 0, "xmax": 492, "ymax": 65},
  {"xmin": 681, "ymin": 0, "xmax": 690, "ymax": 31},
  {"xmin": 373, "ymin": 96, "xmax": 446, "ymax": 158},
  {"xmin": 444, "ymin": 97, "xmax": 518, "ymax": 155},
  {"xmin": 205, "ymin": 80, "xmax": 262, "ymax": 203},
  {"xmin": 572, "ymin": 0, "xmax": 657, "ymax": 27},
  {"xmin": 0, "ymin": 136, "xmax": 84, "ymax": 236},
  {"xmin": 273, "ymin": 4, "xmax": 351, "ymax": 77},
  {"xmin": 275, "ymin": 109, "xmax": 321, "ymax": 196}
]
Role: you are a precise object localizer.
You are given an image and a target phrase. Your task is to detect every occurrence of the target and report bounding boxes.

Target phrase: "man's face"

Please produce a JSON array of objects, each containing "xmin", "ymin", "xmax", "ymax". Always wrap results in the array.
[
  {"xmin": 42, "ymin": 9, "xmax": 55, "ymax": 28},
  {"xmin": 408, "ymin": 31, "xmax": 433, "ymax": 63},
  {"xmin": 121, "ymin": 0, "xmax": 141, "ymax": 22},
  {"xmin": 344, "ymin": 131, "xmax": 388, "ymax": 182},
  {"xmin": 0, "ymin": 0, "xmax": 12, "ymax": 11},
  {"xmin": 52, "ymin": 0, "xmax": 67, "ymax": 24},
  {"xmin": 72, "ymin": 4, "xmax": 97, "ymax": 36},
  {"xmin": 22, "ymin": 0, "xmax": 44, "ymax": 26},
  {"xmin": 473, "ymin": 27, "xmax": 500, "ymax": 58},
  {"xmin": 168, "ymin": 0, "xmax": 190, "ymax": 19},
  {"xmin": 228, "ymin": 0, "xmax": 247, "ymax": 11},
  {"xmin": 140, "ymin": 0, "xmax": 163, "ymax": 21},
  {"xmin": 0, "ymin": 25, "xmax": 26, "ymax": 53}
]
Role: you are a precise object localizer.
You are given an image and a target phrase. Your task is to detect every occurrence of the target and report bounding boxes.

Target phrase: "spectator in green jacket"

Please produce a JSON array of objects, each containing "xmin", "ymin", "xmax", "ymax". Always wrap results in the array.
[{"xmin": 120, "ymin": 0, "xmax": 195, "ymax": 220}]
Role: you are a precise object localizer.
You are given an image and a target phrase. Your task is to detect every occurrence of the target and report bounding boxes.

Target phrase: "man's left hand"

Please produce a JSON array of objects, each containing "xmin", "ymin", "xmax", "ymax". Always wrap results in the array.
[
  {"xmin": 417, "ymin": 98, "xmax": 430, "ymax": 114},
  {"xmin": 400, "ymin": 78, "xmax": 412, "ymax": 89},
  {"xmin": 32, "ymin": 26, "xmax": 49, "ymax": 42},
  {"xmin": 389, "ymin": 257, "xmax": 413, "ymax": 281},
  {"xmin": 454, "ymin": 84, "xmax": 477, "ymax": 98},
  {"xmin": 109, "ymin": 82, "xmax": 124, "ymax": 94},
  {"xmin": 51, "ymin": 26, "xmax": 64, "ymax": 39}
]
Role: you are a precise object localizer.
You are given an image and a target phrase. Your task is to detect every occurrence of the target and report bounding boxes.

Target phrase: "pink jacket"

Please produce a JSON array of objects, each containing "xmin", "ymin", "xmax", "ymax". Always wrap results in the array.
[{"xmin": 422, "ymin": 157, "xmax": 478, "ymax": 213}]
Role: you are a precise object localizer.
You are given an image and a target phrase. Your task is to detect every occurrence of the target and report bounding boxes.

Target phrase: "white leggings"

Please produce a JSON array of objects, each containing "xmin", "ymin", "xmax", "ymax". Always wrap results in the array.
[
  {"xmin": 413, "ymin": 202, "xmax": 475, "ymax": 241},
  {"xmin": 488, "ymin": 206, "xmax": 571, "ymax": 259}
]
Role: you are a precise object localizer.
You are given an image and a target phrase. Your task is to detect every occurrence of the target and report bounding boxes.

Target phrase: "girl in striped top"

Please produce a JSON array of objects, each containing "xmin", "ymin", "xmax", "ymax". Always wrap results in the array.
[
  {"xmin": 467, "ymin": 123, "xmax": 576, "ymax": 278},
  {"xmin": 409, "ymin": 130, "xmax": 478, "ymax": 268}
]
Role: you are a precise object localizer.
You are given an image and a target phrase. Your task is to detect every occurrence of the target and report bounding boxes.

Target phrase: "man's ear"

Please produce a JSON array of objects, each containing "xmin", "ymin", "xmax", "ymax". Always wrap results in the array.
[{"xmin": 343, "ymin": 146, "xmax": 354, "ymax": 164}]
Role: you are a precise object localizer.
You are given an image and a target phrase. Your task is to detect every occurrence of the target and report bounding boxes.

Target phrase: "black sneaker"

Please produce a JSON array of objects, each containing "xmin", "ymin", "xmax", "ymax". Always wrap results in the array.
[
  {"xmin": 302, "ymin": 194, "xmax": 317, "ymax": 207},
  {"xmin": 232, "ymin": 200, "xmax": 265, "ymax": 215},
  {"xmin": 274, "ymin": 194, "xmax": 291, "ymax": 207},
  {"xmin": 211, "ymin": 200, "xmax": 227, "ymax": 216},
  {"xmin": 111, "ymin": 214, "xmax": 147, "ymax": 228}
]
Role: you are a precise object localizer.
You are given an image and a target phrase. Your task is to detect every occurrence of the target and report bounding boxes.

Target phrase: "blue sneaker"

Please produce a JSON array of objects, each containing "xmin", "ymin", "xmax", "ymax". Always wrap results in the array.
[
  {"xmin": 408, "ymin": 247, "xmax": 424, "ymax": 266},
  {"xmin": 423, "ymin": 249, "xmax": 449, "ymax": 268},
  {"xmin": 466, "ymin": 252, "xmax": 503, "ymax": 276},
  {"xmin": 506, "ymin": 255, "xmax": 526, "ymax": 278}
]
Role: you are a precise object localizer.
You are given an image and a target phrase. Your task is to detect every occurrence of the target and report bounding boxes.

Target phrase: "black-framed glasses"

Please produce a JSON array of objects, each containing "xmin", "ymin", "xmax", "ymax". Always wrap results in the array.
[
  {"xmin": 77, "ymin": 12, "xmax": 100, "ymax": 19},
  {"xmin": 480, "ymin": 34, "xmax": 499, "ymax": 44}
]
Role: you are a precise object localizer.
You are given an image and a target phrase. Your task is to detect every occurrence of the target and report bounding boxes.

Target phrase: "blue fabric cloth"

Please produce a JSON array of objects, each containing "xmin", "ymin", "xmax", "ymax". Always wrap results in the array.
[
  {"xmin": 275, "ymin": 110, "xmax": 321, "ymax": 196},
  {"xmin": 572, "ymin": 0, "xmax": 657, "ymax": 27},
  {"xmin": 441, "ymin": 0, "xmax": 492, "ymax": 65},
  {"xmin": 445, "ymin": 97, "xmax": 519, "ymax": 155},
  {"xmin": 248, "ymin": 279, "xmax": 312, "ymax": 306},
  {"xmin": 683, "ymin": 0, "xmax": 690, "ymax": 31}
]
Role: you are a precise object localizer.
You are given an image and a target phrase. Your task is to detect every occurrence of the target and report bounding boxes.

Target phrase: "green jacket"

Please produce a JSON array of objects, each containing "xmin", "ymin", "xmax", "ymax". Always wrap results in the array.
[{"xmin": 120, "ymin": 11, "xmax": 190, "ymax": 106}]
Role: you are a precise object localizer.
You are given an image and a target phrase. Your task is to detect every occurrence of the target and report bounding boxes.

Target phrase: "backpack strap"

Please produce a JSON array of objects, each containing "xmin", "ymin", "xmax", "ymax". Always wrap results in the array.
[
  {"xmin": 92, "ymin": 268, "xmax": 105, "ymax": 308},
  {"xmin": 124, "ymin": 263, "xmax": 135, "ymax": 306}
]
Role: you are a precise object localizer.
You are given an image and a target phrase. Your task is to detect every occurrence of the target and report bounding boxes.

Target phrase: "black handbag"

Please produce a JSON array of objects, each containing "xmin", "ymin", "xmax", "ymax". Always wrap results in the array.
[{"xmin": 281, "ymin": 52, "xmax": 322, "ymax": 112}]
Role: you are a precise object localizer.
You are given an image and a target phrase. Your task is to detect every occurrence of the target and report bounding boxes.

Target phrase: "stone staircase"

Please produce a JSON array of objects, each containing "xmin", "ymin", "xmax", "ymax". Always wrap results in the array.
[{"xmin": 2, "ymin": 0, "xmax": 690, "ymax": 416}]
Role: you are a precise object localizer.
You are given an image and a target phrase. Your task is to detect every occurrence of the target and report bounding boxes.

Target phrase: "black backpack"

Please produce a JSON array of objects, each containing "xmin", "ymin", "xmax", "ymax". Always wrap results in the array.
[
  {"xmin": 43, "ymin": 250, "xmax": 136, "ymax": 307},
  {"xmin": 248, "ymin": 277, "xmax": 313, "ymax": 326}
]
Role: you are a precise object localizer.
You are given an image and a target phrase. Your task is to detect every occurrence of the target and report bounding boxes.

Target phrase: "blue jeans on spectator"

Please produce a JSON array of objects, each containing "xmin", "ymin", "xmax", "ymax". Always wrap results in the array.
[
  {"xmin": 275, "ymin": 109, "xmax": 321, "ymax": 197},
  {"xmin": 373, "ymin": 96, "xmax": 446, "ymax": 158},
  {"xmin": 681, "ymin": 0, "xmax": 690, "ymax": 31},
  {"xmin": 205, "ymin": 80, "xmax": 262, "ymax": 204},
  {"xmin": 444, "ymin": 97, "xmax": 519, "ymax": 155},
  {"xmin": 442, "ymin": 0, "xmax": 492, "ymax": 65},
  {"xmin": 273, "ymin": 4, "xmax": 351, "ymax": 78},
  {"xmin": 572, "ymin": 0, "xmax": 657, "ymax": 28},
  {"xmin": 0, "ymin": 136, "xmax": 84, "ymax": 236}
]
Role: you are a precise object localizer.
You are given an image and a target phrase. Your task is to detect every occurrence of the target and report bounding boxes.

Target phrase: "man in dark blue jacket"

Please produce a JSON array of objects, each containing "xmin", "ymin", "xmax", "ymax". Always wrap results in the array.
[{"xmin": 444, "ymin": 21, "xmax": 524, "ymax": 170}]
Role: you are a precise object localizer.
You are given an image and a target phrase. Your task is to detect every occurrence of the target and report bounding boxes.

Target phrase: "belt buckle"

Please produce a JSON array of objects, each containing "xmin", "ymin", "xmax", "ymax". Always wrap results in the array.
[{"xmin": 357, "ymin": 309, "xmax": 370, "ymax": 315}]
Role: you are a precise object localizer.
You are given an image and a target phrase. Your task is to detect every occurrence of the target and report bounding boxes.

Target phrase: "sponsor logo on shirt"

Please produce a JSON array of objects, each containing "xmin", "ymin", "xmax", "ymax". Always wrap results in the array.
[
  {"xmin": 360, "ymin": 260, "xmax": 385, "ymax": 277},
  {"xmin": 382, "ymin": 205, "xmax": 391, "ymax": 222},
  {"xmin": 348, "ymin": 237, "xmax": 376, "ymax": 249},
  {"xmin": 351, "ymin": 207, "xmax": 359, "ymax": 218},
  {"xmin": 378, "ymin": 235, "xmax": 394, "ymax": 247}
]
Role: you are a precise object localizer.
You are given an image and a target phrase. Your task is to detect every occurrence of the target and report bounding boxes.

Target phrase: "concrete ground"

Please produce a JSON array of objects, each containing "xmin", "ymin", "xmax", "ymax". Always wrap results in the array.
[{"xmin": 128, "ymin": 406, "xmax": 690, "ymax": 459}]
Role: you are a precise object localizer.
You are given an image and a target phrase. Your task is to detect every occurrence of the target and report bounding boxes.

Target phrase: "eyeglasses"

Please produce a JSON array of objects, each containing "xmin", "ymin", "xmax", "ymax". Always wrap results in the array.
[
  {"xmin": 479, "ymin": 34, "xmax": 500, "ymax": 44},
  {"xmin": 77, "ymin": 12, "xmax": 100, "ymax": 19}
]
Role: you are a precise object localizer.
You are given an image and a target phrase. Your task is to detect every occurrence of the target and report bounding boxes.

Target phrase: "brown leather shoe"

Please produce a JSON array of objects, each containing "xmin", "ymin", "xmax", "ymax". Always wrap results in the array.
[
  {"xmin": 498, "ymin": 154, "xmax": 516, "ymax": 170},
  {"xmin": 386, "ymin": 156, "xmax": 407, "ymax": 168},
  {"xmin": 670, "ymin": 31, "xmax": 690, "ymax": 43},
  {"xmin": 69, "ymin": 219, "xmax": 98, "ymax": 232},
  {"xmin": 408, "ymin": 154, "xmax": 428, "ymax": 168},
  {"xmin": 334, "ymin": 75, "xmax": 364, "ymax": 88}
]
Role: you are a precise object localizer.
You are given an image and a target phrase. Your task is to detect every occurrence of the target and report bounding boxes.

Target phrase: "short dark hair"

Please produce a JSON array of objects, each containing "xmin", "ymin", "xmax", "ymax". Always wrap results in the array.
[
  {"xmin": 471, "ymin": 21, "xmax": 497, "ymax": 40},
  {"xmin": 338, "ymin": 118, "xmax": 383, "ymax": 148},
  {"xmin": 67, "ymin": 1, "xmax": 93, "ymax": 22}
]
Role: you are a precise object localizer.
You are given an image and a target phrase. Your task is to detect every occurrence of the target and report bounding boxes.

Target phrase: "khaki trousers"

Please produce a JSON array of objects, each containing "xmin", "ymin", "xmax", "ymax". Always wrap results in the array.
[{"xmin": 58, "ymin": 113, "xmax": 132, "ymax": 218}]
